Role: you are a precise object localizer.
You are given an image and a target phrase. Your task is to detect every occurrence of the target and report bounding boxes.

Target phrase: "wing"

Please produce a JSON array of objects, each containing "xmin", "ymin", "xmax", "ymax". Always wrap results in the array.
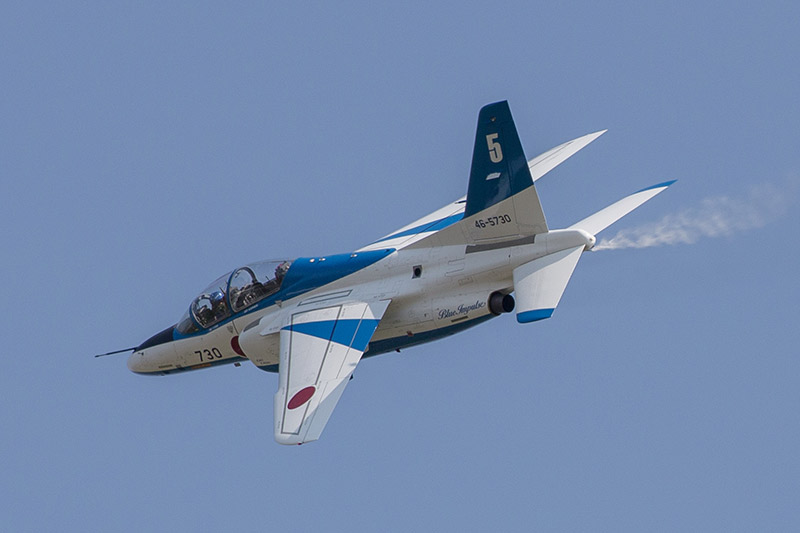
[
  {"xmin": 274, "ymin": 299, "xmax": 391, "ymax": 445},
  {"xmin": 569, "ymin": 180, "xmax": 676, "ymax": 235}
]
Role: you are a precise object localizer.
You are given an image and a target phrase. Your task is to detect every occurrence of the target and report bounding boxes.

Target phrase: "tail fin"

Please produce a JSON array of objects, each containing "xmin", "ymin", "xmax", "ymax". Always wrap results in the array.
[
  {"xmin": 409, "ymin": 101, "xmax": 548, "ymax": 249},
  {"xmin": 465, "ymin": 101, "xmax": 542, "ymax": 219}
]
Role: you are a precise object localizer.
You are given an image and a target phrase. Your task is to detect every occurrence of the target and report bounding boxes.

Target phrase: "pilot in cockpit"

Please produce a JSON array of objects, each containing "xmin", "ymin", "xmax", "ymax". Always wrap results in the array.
[
  {"xmin": 210, "ymin": 290, "xmax": 228, "ymax": 319},
  {"xmin": 181, "ymin": 260, "xmax": 294, "ymax": 333},
  {"xmin": 275, "ymin": 261, "xmax": 290, "ymax": 282}
]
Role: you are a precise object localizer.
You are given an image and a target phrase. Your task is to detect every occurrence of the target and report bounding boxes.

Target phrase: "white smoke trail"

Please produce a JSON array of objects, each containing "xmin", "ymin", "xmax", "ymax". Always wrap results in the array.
[{"xmin": 593, "ymin": 182, "xmax": 794, "ymax": 251}]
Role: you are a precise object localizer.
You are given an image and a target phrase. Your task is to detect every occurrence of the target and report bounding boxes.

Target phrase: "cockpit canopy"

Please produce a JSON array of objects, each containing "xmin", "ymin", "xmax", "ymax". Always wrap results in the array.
[{"xmin": 177, "ymin": 259, "xmax": 292, "ymax": 334}]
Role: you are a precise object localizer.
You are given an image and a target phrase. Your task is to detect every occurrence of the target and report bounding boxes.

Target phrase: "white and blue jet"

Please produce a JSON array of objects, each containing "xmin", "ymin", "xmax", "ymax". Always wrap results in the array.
[{"xmin": 112, "ymin": 101, "xmax": 674, "ymax": 445}]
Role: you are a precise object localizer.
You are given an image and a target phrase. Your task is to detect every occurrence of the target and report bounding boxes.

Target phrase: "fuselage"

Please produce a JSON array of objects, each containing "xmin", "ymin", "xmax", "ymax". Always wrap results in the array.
[
  {"xmin": 117, "ymin": 100, "xmax": 672, "ymax": 446},
  {"xmin": 127, "ymin": 228, "xmax": 593, "ymax": 375}
]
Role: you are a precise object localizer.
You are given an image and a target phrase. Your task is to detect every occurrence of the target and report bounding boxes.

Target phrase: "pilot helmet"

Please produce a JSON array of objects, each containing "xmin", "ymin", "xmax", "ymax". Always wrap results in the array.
[{"xmin": 210, "ymin": 290, "xmax": 225, "ymax": 304}]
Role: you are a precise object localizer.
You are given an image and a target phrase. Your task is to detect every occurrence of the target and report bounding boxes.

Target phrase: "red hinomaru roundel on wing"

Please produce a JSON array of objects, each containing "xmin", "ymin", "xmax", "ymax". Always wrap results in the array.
[{"xmin": 288, "ymin": 386, "xmax": 316, "ymax": 410}]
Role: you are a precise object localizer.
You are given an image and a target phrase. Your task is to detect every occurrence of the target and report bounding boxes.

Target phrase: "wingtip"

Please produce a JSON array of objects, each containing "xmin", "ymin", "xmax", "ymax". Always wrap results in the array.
[
  {"xmin": 577, "ymin": 129, "xmax": 607, "ymax": 143},
  {"xmin": 636, "ymin": 179, "xmax": 677, "ymax": 194}
]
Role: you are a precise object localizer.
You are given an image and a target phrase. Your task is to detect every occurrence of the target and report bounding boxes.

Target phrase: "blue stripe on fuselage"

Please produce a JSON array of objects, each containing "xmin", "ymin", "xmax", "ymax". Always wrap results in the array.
[
  {"xmin": 278, "ymin": 249, "xmax": 394, "ymax": 301},
  {"xmin": 371, "ymin": 213, "xmax": 463, "ymax": 244}
]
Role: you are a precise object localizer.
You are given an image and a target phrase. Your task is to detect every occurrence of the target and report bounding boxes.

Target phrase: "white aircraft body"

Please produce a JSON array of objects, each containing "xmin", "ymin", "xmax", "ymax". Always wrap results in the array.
[{"xmin": 116, "ymin": 101, "xmax": 674, "ymax": 445}]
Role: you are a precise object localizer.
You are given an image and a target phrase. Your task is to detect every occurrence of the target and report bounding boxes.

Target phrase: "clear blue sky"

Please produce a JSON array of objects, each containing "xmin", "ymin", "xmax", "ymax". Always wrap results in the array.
[{"xmin": 2, "ymin": 2, "xmax": 799, "ymax": 531}]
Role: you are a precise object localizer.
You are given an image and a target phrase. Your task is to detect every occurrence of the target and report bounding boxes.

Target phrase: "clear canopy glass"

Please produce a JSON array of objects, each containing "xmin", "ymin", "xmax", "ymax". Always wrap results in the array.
[{"xmin": 176, "ymin": 259, "xmax": 292, "ymax": 334}]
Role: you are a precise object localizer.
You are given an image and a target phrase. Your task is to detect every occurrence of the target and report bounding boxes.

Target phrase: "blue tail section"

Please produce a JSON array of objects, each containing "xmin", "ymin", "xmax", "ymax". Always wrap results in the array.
[
  {"xmin": 405, "ymin": 101, "xmax": 548, "ymax": 250},
  {"xmin": 464, "ymin": 101, "xmax": 534, "ymax": 218}
]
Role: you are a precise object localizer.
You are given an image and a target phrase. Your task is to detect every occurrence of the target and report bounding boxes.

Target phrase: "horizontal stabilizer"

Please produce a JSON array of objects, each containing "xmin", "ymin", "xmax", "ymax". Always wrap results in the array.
[
  {"xmin": 513, "ymin": 245, "xmax": 584, "ymax": 323},
  {"xmin": 570, "ymin": 181, "xmax": 676, "ymax": 235}
]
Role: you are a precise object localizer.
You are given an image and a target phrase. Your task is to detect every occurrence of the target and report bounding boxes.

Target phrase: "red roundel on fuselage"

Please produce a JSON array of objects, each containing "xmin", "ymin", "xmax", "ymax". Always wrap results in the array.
[
  {"xmin": 231, "ymin": 336, "xmax": 245, "ymax": 356},
  {"xmin": 288, "ymin": 386, "xmax": 316, "ymax": 410}
]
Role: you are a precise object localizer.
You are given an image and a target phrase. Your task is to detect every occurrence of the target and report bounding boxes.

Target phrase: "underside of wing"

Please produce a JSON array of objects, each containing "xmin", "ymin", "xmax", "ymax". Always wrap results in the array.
[{"xmin": 274, "ymin": 299, "xmax": 390, "ymax": 445}]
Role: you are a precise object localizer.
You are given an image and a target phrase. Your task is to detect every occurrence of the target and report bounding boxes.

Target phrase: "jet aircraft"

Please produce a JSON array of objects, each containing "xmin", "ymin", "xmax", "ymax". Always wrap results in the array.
[{"xmin": 107, "ymin": 101, "xmax": 674, "ymax": 445}]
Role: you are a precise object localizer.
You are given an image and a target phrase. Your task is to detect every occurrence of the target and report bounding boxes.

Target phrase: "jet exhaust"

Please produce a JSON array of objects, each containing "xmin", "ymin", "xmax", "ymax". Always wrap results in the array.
[{"xmin": 593, "ymin": 184, "xmax": 792, "ymax": 251}]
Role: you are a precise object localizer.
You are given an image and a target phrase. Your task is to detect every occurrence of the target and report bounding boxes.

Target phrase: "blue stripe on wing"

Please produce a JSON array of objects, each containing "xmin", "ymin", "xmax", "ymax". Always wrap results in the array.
[{"xmin": 283, "ymin": 319, "xmax": 382, "ymax": 351}]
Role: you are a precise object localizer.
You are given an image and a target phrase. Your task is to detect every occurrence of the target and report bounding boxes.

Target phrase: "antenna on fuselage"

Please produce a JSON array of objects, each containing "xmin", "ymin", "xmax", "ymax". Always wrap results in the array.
[{"xmin": 94, "ymin": 347, "xmax": 136, "ymax": 358}]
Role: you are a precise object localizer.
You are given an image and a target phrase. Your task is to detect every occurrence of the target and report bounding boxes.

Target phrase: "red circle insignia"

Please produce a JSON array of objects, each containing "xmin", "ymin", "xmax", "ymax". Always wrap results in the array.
[
  {"xmin": 231, "ymin": 336, "xmax": 245, "ymax": 356},
  {"xmin": 288, "ymin": 386, "xmax": 316, "ymax": 410}
]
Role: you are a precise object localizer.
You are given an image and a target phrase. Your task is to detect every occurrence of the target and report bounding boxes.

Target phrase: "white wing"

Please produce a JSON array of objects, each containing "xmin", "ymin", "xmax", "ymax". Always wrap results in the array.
[
  {"xmin": 274, "ymin": 300, "xmax": 390, "ymax": 445},
  {"xmin": 570, "ymin": 181, "xmax": 676, "ymax": 235},
  {"xmin": 527, "ymin": 130, "xmax": 606, "ymax": 182}
]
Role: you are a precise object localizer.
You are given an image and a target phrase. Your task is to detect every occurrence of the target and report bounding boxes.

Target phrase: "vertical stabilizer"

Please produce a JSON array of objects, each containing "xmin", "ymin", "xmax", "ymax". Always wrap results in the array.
[
  {"xmin": 465, "ymin": 101, "xmax": 542, "ymax": 220},
  {"xmin": 410, "ymin": 101, "xmax": 548, "ymax": 249}
]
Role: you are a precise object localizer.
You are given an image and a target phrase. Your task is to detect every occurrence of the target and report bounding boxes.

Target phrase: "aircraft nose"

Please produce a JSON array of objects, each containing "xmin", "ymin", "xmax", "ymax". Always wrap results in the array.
[
  {"xmin": 127, "ymin": 326, "xmax": 177, "ymax": 375},
  {"xmin": 127, "ymin": 350, "xmax": 147, "ymax": 374},
  {"xmin": 135, "ymin": 325, "xmax": 176, "ymax": 351}
]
